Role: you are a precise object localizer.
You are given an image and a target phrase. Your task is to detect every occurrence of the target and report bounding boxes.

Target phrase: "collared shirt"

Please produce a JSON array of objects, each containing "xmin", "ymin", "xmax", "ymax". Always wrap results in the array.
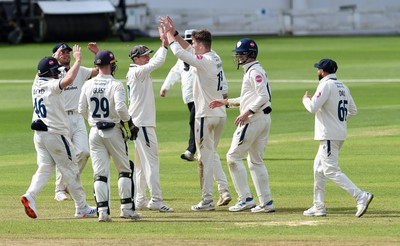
[{"xmin": 302, "ymin": 74, "xmax": 358, "ymax": 140}]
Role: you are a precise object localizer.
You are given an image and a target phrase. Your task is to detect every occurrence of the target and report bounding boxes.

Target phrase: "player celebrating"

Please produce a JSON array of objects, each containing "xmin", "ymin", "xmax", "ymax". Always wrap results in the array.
[
  {"xmin": 161, "ymin": 16, "xmax": 230, "ymax": 211},
  {"xmin": 126, "ymin": 26, "xmax": 173, "ymax": 212},
  {"xmin": 79, "ymin": 50, "xmax": 141, "ymax": 222},
  {"xmin": 209, "ymin": 38, "xmax": 275, "ymax": 213},
  {"xmin": 51, "ymin": 42, "xmax": 99, "ymax": 202},
  {"xmin": 160, "ymin": 28, "xmax": 231, "ymax": 207},
  {"xmin": 302, "ymin": 58, "xmax": 373, "ymax": 217},
  {"xmin": 21, "ymin": 45, "xmax": 97, "ymax": 219}
]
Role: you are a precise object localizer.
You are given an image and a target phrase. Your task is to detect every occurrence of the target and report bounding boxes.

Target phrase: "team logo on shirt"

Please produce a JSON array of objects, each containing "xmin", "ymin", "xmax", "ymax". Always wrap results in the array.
[
  {"xmin": 255, "ymin": 75, "xmax": 263, "ymax": 83},
  {"xmin": 196, "ymin": 55, "xmax": 204, "ymax": 60},
  {"xmin": 316, "ymin": 92, "xmax": 322, "ymax": 98}
]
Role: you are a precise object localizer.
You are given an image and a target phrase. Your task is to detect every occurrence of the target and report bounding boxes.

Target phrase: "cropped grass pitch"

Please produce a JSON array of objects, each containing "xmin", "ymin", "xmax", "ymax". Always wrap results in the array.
[{"xmin": 0, "ymin": 36, "xmax": 400, "ymax": 245}]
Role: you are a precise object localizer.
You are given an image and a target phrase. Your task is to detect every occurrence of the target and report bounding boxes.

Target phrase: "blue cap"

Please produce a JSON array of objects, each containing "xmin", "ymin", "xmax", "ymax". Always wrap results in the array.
[
  {"xmin": 314, "ymin": 58, "xmax": 338, "ymax": 73},
  {"xmin": 52, "ymin": 43, "xmax": 72, "ymax": 53},
  {"xmin": 94, "ymin": 50, "xmax": 117, "ymax": 65},
  {"xmin": 37, "ymin": 56, "xmax": 61, "ymax": 76}
]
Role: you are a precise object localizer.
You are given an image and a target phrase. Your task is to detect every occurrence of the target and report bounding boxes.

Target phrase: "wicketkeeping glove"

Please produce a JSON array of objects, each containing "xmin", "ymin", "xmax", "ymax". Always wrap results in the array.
[{"xmin": 121, "ymin": 118, "xmax": 139, "ymax": 141}]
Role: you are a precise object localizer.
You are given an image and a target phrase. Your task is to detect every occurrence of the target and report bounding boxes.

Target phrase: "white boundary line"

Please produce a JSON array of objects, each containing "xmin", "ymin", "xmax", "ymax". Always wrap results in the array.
[{"xmin": 1, "ymin": 79, "xmax": 400, "ymax": 83}]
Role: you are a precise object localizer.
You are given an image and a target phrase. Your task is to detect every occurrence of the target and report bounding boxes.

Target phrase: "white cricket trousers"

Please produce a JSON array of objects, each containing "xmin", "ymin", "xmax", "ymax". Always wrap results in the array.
[
  {"xmin": 313, "ymin": 140, "xmax": 362, "ymax": 208},
  {"xmin": 27, "ymin": 131, "xmax": 88, "ymax": 210},
  {"xmin": 195, "ymin": 116, "xmax": 227, "ymax": 203},
  {"xmin": 226, "ymin": 114, "xmax": 272, "ymax": 204},
  {"xmin": 89, "ymin": 127, "xmax": 133, "ymax": 210},
  {"xmin": 55, "ymin": 113, "xmax": 90, "ymax": 193},
  {"xmin": 134, "ymin": 126, "xmax": 164, "ymax": 203}
]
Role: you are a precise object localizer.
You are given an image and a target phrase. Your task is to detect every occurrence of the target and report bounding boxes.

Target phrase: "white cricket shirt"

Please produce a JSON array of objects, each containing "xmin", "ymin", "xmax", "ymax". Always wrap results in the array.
[
  {"xmin": 126, "ymin": 46, "xmax": 167, "ymax": 127},
  {"xmin": 302, "ymin": 74, "xmax": 357, "ymax": 140}
]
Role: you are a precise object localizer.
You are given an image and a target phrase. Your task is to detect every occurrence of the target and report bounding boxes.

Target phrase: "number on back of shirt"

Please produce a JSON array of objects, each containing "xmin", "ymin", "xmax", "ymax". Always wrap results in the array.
[
  {"xmin": 91, "ymin": 97, "xmax": 110, "ymax": 118},
  {"xmin": 34, "ymin": 98, "xmax": 47, "ymax": 118},
  {"xmin": 217, "ymin": 71, "xmax": 223, "ymax": 91},
  {"xmin": 337, "ymin": 99, "xmax": 348, "ymax": 121}
]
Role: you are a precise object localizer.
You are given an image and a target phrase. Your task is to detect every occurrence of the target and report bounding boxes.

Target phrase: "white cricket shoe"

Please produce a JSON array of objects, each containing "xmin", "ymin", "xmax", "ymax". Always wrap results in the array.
[
  {"xmin": 21, "ymin": 194, "xmax": 37, "ymax": 219},
  {"xmin": 120, "ymin": 209, "xmax": 143, "ymax": 220},
  {"xmin": 180, "ymin": 150, "xmax": 195, "ymax": 161},
  {"xmin": 191, "ymin": 200, "xmax": 215, "ymax": 211},
  {"xmin": 251, "ymin": 200, "xmax": 276, "ymax": 213},
  {"xmin": 147, "ymin": 200, "xmax": 174, "ymax": 212},
  {"xmin": 98, "ymin": 211, "xmax": 112, "ymax": 222},
  {"xmin": 356, "ymin": 192, "xmax": 374, "ymax": 217},
  {"xmin": 217, "ymin": 191, "xmax": 232, "ymax": 206},
  {"xmin": 75, "ymin": 205, "xmax": 97, "ymax": 218},
  {"xmin": 135, "ymin": 198, "xmax": 150, "ymax": 210},
  {"xmin": 303, "ymin": 205, "xmax": 327, "ymax": 217},
  {"xmin": 54, "ymin": 192, "xmax": 70, "ymax": 201},
  {"xmin": 229, "ymin": 197, "xmax": 256, "ymax": 212}
]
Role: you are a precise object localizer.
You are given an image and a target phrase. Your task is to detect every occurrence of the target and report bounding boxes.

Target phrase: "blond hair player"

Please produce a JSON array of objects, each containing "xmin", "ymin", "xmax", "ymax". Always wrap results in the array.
[{"xmin": 161, "ymin": 16, "xmax": 230, "ymax": 211}]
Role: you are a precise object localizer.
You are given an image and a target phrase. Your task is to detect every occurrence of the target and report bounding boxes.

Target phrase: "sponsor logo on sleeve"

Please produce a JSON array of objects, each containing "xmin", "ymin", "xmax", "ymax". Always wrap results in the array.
[{"xmin": 255, "ymin": 75, "xmax": 263, "ymax": 83}]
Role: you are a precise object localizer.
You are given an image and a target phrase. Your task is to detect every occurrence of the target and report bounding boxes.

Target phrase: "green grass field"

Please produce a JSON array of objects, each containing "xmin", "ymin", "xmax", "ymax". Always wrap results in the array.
[{"xmin": 1, "ymin": 36, "xmax": 400, "ymax": 245}]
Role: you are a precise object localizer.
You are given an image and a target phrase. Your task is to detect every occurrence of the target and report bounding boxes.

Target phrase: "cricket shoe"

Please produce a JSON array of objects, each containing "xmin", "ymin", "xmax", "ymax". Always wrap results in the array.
[
  {"xmin": 120, "ymin": 209, "xmax": 143, "ymax": 220},
  {"xmin": 135, "ymin": 197, "xmax": 150, "ymax": 210},
  {"xmin": 229, "ymin": 197, "xmax": 256, "ymax": 212},
  {"xmin": 217, "ymin": 191, "xmax": 232, "ymax": 206},
  {"xmin": 356, "ymin": 192, "xmax": 374, "ymax": 217},
  {"xmin": 251, "ymin": 200, "xmax": 276, "ymax": 213},
  {"xmin": 191, "ymin": 200, "xmax": 215, "ymax": 211},
  {"xmin": 147, "ymin": 200, "xmax": 174, "ymax": 212},
  {"xmin": 75, "ymin": 205, "xmax": 97, "ymax": 218},
  {"xmin": 303, "ymin": 205, "xmax": 327, "ymax": 217},
  {"xmin": 21, "ymin": 194, "xmax": 37, "ymax": 219},
  {"xmin": 54, "ymin": 191, "xmax": 70, "ymax": 201},
  {"xmin": 180, "ymin": 150, "xmax": 195, "ymax": 161},
  {"xmin": 98, "ymin": 211, "xmax": 112, "ymax": 222}
]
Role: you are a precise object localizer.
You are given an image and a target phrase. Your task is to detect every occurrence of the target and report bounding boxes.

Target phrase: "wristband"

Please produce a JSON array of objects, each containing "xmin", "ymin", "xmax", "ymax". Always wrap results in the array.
[{"xmin": 173, "ymin": 30, "xmax": 179, "ymax": 37}]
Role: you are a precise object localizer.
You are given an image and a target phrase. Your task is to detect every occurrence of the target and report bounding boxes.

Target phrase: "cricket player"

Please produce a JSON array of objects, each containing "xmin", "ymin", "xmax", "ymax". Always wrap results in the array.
[
  {"xmin": 21, "ymin": 45, "xmax": 96, "ymax": 219},
  {"xmin": 52, "ymin": 42, "xmax": 99, "ymax": 202},
  {"xmin": 161, "ymin": 16, "xmax": 230, "ymax": 211},
  {"xmin": 126, "ymin": 26, "xmax": 173, "ymax": 212},
  {"xmin": 302, "ymin": 58, "xmax": 373, "ymax": 217},
  {"xmin": 160, "ymin": 29, "xmax": 231, "ymax": 207},
  {"xmin": 79, "ymin": 50, "xmax": 141, "ymax": 222},
  {"xmin": 209, "ymin": 38, "xmax": 275, "ymax": 213}
]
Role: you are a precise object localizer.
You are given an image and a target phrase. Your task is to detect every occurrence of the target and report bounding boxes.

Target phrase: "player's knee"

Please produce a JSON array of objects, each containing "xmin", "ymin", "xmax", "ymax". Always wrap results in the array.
[
  {"xmin": 94, "ymin": 175, "xmax": 107, "ymax": 183},
  {"xmin": 227, "ymin": 155, "xmax": 238, "ymax": 168},
  {"xmin": 119, "ymin": 172, "xmax": 133, "ymax": 179}
]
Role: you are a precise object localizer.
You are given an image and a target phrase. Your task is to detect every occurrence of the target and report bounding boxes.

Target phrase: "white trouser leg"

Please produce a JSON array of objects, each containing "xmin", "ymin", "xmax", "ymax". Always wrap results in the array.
[
  {"xmin": 55, "ymin": 115, "xmax": 89, "ymax": 193},
  {"xmin": 33, "ymin": 132, "xmax": 87, "ymax": 209},
  {"xmin": 196, "ymin": 117, "xmax": 226, "ymax": 202},
  {"xmin": 314, "ymin": 140, "xmax": 363, "ymax": 207},
  {"xmin": 134, "ymin": 127, "xmax": 163, "ymax": 202}
]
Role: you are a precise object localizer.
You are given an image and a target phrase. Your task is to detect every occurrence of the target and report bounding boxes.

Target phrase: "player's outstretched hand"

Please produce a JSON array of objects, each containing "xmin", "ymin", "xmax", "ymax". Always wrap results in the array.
[
  {"xmin": 303, "ymin": 91, "xmax": 311, "ymax": 99},
  {"xmin": 159, "ymin": 25, "xmax": 168, "ymax": 47},
  {"xmin": 72, "ymin": 44, "xmax": 82, "ymax": 62},
  {"xmin": 166, "ymin": 16, "xmax": 176, "ymax": 34},
  {"xmin": 209, "ymin": 99, "xmax": 227, "ymax": 109},
  {"xmin": 87, "ymin": 42, "xmax": 99, "ymax": 55}
]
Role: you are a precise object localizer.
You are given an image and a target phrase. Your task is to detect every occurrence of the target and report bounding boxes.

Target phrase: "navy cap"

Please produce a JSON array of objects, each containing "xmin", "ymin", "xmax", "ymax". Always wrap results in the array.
[
  {"xmin": 52, "ymin": 43, "xmax": 72, "ymax": 53},
  {"xmin": 94, "ymin": 50, "xmax": 117, "ymax": 65},
  {"xmin": 314, "ymin": 58, "xmax": 338, "ymax": 73},
  {"xmin": 37, "ymin": 56, "xmax": 61, "ymax": 76}
]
